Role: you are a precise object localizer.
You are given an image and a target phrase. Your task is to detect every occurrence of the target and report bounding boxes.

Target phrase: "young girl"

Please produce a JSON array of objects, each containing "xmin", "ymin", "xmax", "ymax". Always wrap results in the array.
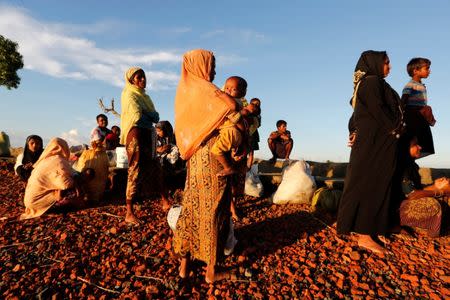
[
  {"xmin": 155, "ymin": 121, "xmax": 181, "ymax": 172},
  {"xmin": 14, "ymin": 135, "xmax": 44, "ymax": 181}
]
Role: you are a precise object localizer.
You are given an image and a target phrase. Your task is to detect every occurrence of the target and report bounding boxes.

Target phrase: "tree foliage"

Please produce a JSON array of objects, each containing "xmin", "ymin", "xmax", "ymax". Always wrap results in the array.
[{"xmin": 0, "ymin": 35, "xmax": 24, "ymax": 89}]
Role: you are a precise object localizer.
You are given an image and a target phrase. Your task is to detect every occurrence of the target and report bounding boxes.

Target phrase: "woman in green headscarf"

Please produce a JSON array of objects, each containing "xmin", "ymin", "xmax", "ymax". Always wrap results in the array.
[{"xmin": 121, "ymin": 67, "xmax": 170, "ymax": 224}]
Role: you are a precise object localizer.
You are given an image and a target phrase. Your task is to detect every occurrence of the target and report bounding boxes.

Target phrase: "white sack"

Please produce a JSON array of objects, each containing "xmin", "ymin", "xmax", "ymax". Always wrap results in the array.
[{"xmin": 272, "ymin": 160, "xmax": 316, "ymax": 204}]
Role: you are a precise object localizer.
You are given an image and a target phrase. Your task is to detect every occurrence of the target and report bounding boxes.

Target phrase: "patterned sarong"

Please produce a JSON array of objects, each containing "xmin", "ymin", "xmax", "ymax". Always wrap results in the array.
[
  {"xmin": 173, "ymin": 136, "xmax": 232, "ymax": 265},
  {"xmin": 125, "ymin": 126, "xmax": 163, "ymax": 204}
]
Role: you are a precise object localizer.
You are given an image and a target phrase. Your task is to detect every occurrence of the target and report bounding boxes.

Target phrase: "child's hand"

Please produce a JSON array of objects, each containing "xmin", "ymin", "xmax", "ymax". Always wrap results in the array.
[
  {"xmin": 348, "ymin": 132, "xmax": 357, "ymax": 147},
  {"xmin": 420, "ymin": 105, "xmax": 436, "ymax": 126},
  {"xmin": 215, "ymin": 89, "xmax": 227, "ymax": 99},
  {"xmin": 434, "ymin": 177, "xmax": 449, "ymax": 190}
]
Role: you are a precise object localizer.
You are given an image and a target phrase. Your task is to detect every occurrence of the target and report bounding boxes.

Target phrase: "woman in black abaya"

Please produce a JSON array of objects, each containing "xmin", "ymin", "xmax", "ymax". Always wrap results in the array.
[{"xmin": 337, "ymin": 50, "xmax": 403, "ymax": 254}]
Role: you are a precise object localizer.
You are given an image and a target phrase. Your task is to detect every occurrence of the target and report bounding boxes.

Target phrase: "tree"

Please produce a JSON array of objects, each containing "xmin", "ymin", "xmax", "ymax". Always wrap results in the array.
[{"xmin": 0, "ymin": 35, "xmax": 24, "ymax": 89}]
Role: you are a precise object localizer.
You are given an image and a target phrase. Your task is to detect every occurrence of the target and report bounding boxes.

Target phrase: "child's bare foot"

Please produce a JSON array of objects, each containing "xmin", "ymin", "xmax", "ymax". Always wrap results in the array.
[
  {"xmin": 230, "ymin": 201, "xmax": 241, "ymax": 221},
  {"xmin": 125, "ymin": 212, "xmax": 141, "ymax": 225},
  {"xmin": 217, "ymin": 168, "xmax": 236, "ymax": 177},
  {"xmin": 179, "ymin": 257, "xmax": 189, "ymax": 279}
]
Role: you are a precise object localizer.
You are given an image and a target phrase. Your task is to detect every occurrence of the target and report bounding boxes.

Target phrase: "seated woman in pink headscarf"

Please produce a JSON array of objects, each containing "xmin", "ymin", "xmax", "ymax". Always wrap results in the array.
[{"xmin": 21, "ymin": 138, "xmax": 93, "ymax": 219}]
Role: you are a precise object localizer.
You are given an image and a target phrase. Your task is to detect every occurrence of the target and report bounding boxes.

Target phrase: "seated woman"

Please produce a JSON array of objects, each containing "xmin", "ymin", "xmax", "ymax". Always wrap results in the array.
[
  {"xmin": 398, "ymin": 135, "xmax": 450, "ymax": 237},
  {"xmin": 20, "ymin": 138, "xmax": 93, "ymax": 219},
  {"xmin": 14, "ymin": 135, "xmax": 44, "ymax": 181}
]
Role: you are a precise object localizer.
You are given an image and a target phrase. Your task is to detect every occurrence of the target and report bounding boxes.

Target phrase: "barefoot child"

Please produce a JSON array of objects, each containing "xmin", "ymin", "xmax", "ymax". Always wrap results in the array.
[
  {"xmin": 402, "ymin": 57, "xmax": 435, "ymax": 158},
  {"xmin": 268, "ymin": 120, "xmax": 293, "ymax": 161}
]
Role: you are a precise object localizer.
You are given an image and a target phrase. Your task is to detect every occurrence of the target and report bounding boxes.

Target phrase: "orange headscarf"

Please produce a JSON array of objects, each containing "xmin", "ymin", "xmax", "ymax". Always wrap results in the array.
[
  {"xmin": 174, "ymin": 49, "xmax": 230, "ymax": 160},
  {"xmin": 33, "ymin": 137, "xmax": 70, "ymax": 168}
]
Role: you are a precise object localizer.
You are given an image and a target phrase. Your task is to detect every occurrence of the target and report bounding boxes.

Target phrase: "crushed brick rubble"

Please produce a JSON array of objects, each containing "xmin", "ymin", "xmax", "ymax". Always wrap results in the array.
[{"xmin": 1, "ymin": 161, "xmax": 449, "ymax": 299}]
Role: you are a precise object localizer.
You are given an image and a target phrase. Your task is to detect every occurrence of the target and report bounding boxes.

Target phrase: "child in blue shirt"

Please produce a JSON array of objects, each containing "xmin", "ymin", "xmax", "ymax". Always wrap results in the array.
[{"xmin": 402, "ymin": 57, "xmax": 435, "ymax": 158}]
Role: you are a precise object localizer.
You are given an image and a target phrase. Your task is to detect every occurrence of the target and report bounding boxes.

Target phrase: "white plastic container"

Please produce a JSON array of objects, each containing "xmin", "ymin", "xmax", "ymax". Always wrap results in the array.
[{"xmin": 115, "ymin": 146, "xmax": 128, "ymax": 168}]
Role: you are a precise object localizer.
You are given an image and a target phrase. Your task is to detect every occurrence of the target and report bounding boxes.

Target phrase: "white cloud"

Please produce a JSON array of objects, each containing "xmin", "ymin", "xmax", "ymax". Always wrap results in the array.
[
  {"xmin": 61, "ymin": 129, "xmax": 87, "ymax": 146},
  {"xmin": 0, "ymin": 5, "xmax": 181, "ymax": 90},
  {"xmin": 202, "ymin": 28, "xmax": 268, "ymax": 43},
  {"xmin": 159, "ymin": 27, "xmax": 192, "ymax": 34}
]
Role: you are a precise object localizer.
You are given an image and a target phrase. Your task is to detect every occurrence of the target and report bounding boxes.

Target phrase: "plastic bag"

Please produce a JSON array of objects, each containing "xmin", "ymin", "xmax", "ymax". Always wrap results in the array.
[
  {"xmin": 311, "ymin": 187, "xmax": 342, "ymax": 212},
  {"xmin": 272, "ymin": 160, "xmax": 316, "ymax": 204},
  {"xmin": 244, "ymin": 164, "xmax": 264, "ymax": 197},
  {"xmin": 167, "ymin": 204, "xmax": 182, "ymax": 231}
]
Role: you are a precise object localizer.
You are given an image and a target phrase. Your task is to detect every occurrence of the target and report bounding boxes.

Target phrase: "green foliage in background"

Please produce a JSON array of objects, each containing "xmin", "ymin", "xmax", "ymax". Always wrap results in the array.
[{"xmin": 0, "ymin": 35, "xmax": 24, "ymax": 89}]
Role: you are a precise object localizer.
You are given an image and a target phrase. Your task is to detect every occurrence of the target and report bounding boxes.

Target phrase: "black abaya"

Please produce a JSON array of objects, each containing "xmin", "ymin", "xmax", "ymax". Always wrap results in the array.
[{"xmin": 337, "ymin": 51, "xmax": 403, "ymax": 235}]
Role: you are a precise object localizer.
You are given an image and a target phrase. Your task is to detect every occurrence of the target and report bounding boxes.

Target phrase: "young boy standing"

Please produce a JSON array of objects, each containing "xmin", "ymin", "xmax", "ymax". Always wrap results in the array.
[
  {"xmin": 268, "ymin": 120, "xmax": 293, "ymax": 161},
  {"xmin": 402, "ymin": 57, "xmax": 435, "ymax": 157}
]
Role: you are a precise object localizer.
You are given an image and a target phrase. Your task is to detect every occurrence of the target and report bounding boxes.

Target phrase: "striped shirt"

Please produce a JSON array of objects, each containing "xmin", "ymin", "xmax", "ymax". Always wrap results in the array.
[{"xmin": 402, "ymin": 80, "xmax": 427, "ymax": 106}]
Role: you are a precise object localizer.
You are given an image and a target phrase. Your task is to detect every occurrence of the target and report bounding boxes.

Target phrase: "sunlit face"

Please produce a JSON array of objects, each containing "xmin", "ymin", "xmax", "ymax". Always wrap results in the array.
[
  {"xmin": 156, "ymin": 127, "xmax": 164, "ymax": 138},
  {"xmin": 383, "ymin": 56, "xmax": 391, "ymax": 78},
  {"xmin": 224, "ymin": 78, "xmax": 242, "ymax": 98},
  {"xmin": 97, "ymin": 116, "xmax": 108, "ymax": 128},
  {"xmin": 414, "ymin": 65, "xmax": 431, "ymax": 79},
  {"xmin": 409, "ymin": 138, "xmax": 422, "ymax": 159},
  {"xmin": 209, "ymin": 56, "xmax": 216, "ymax": 82},
  {"xmin": 277, "ymin": 123, "xmax": 287, "ymax": 133},
  {"xmin": 250, "ymin": 99, "xmax": 261, "ymax": 107},
  {"xmin": 28, "ymin": 138, "xmax": 42, "ymax": 153},
  {"xmin": 132, "ymin": 70, "xmax": 146, "ymax": 89}
]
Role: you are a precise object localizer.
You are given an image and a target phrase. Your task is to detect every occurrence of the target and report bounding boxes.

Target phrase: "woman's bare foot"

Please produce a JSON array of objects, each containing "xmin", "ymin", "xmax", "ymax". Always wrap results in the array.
[
  {"xmin": 125, "ymin": 212, "xmax": 141, "ymax": 225},
  {"xmin": 217, "ymin": 167, "xmax": 236, "ymax": 177},
  {"xmin": 357, "ymin": 234, "xmax": 386, "ymax": 254},
  {"xmin": 205, "ymin": 264, "xmax": 230, "ymax": 283},
  {"xmin": 377, "ymin": 235, "xmax": 390, "ymax": 245}
]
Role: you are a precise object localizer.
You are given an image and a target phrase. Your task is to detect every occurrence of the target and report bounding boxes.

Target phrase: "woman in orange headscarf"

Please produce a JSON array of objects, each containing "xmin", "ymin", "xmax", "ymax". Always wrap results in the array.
[
  {"xmin": 120, "ymin": 67, "xmax": 171, "ymax": 224},
  {"xmin": 173, "ymin": 49, "xmax": 238, "ymax": 283}
]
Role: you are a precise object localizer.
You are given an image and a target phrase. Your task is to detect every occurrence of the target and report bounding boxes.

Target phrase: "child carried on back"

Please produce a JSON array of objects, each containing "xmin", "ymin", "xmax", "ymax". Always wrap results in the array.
[{"xmin": 212, "ymin": 76, "xmax": 258, "ymax": 177}]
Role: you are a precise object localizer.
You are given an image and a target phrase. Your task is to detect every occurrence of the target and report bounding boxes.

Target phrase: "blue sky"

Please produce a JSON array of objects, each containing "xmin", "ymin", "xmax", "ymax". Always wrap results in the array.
[{"xmin": 1, "ymin": 0, "xmax": 450, "ymax": 167}]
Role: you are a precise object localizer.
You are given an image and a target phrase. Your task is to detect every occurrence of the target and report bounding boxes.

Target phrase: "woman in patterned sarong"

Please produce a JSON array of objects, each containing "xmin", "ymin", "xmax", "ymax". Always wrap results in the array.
[
  {"xmin": 173, "ymin": 49, "xmax": 238, "ymax": 283},
  {"xmin": 120, "ymin": 67, "xmax": 170, "ymax": 224},
  {"xmin": 398, "ymin": 135, "xmax": 449, "ymax": 237}
]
